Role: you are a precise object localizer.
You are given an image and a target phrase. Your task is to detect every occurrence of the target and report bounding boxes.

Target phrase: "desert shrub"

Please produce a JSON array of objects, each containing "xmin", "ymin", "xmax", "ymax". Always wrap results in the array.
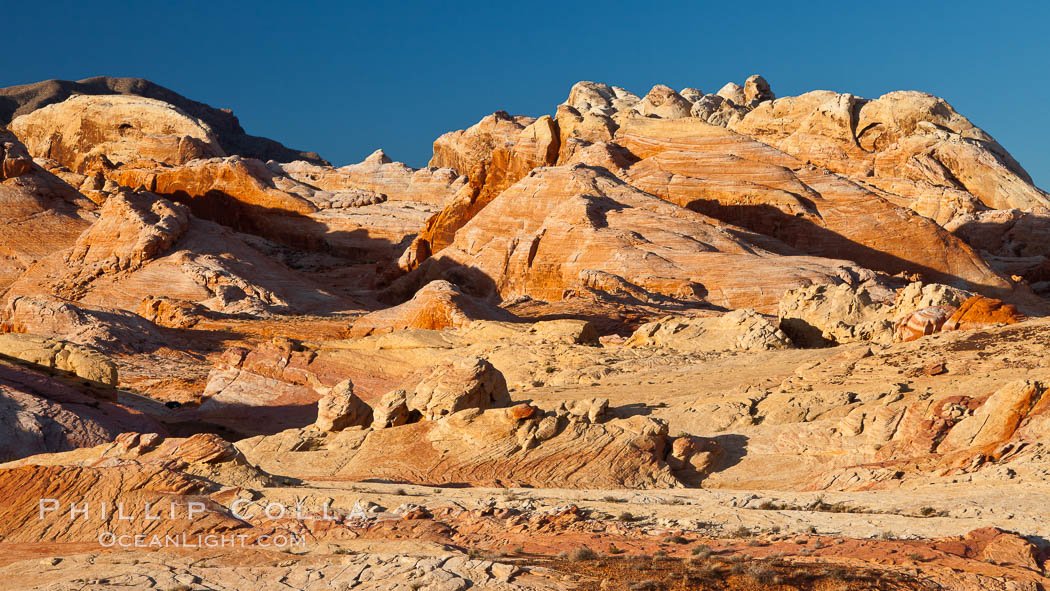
[
  {"xmin": 569, "ymin": 546, "xmax": 597, "ymax": 561},
  {"xmin": 747, "ymin": 564, "xmax": 775, "ymax": 584}
]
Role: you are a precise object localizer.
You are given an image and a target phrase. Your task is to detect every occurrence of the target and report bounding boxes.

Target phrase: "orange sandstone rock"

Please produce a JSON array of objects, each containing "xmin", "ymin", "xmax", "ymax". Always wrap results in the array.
[{"xmin": 943, "ymin": 296, "xmax": 1026, "ymax": 331}]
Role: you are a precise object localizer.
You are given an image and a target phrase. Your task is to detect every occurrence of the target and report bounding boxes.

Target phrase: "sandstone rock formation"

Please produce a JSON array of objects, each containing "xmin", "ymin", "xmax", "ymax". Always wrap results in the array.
[
  {"xmin": 239, "ymin": 408, "xmax": 678, "ymax": 488},
  {"xmin": 0, "ymin": 76, "xmax": 324, "ymax": 163},
  {"xmin": 314, "ymin": 379, "xmax": 373, "ymax": 432},
  {"xmin": 943, "ymin": 295, "xmax": 1026, "ymax": 331},
  {"xmin": 5, "ymin": 187, "xmax": 348, "ymax": 316},
  {"xmin": 269, "ymin": 149, "xmax": 465, "ymax": 206},
  {"xmin": 0, "ymin": 132, "xmax": 95, "ymax": 288},
  {"xmin": 350, "ymin": 279, "xmax": 518, "ymax": 336},
  {"xmin": 10, "ymin": 94, "xmax": 225, "ymax": 172},
  {"xmin": 408, "ymin": 356, "xmax": 510, "ymax": 420},
  {"xmin": 0, "ymin": 73, "xmax": 1049, "ymax": 589},
  {"xmin": 894, "ymin": 305, "xmax": 957, "ymax": 342},
  {"xmin": 778, "ymin": 282, "xmax": 899, "ymax": 346},
  {"xmin": 0, "ymin": 333, "xmax": 117, "ymax": 385},
  {"xmin": 0, "ymin": 356, "xmax": 163, "ymax": 460},
  {"xmin": 398, "ymin": 164, "xmax": 869, "ymax": 315},
  {"xmin": 777, "ymin": 281, "xmax": 990, "ymax": 346},
  {"xmin": 729, "ymin": 90, "xmax": 1050, "ymax": 215},
  {"xmin": 617, "ymin": 116, "xmax": 1012, "ymax": 294},
  {"xmin": 405, "ymin": 111, "xmax": 561, "ymax": 262},
  {"xmin": 624, "ymin": 309, "xmax": 793, "ymax": 352},
  {"xmin": 371, "ymin": 388, "xmax": 411, "ymax": 429}
]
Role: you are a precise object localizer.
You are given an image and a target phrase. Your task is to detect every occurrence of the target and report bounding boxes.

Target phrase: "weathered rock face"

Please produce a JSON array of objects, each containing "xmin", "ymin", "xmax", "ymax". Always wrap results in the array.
[
  {"xmin": 410, "ymin": 112, "xmax": 560, "ymax": 259},
  {"xmin": 55, "ymin": 190, "xmax": 190, "ymax": 298},
  {"xmin": 938, "ymin": 380, "xmax": 1043, "ymax": 453},
  {"xmin": 0, "ymin": 357, "xmax": 164, "ymax": 460},
  {"xmin": 946, "ymin": 208, "xmax": 1050, "ymax": 295},
  {"xmin": 408, "ymin": 356, "xmax": 510, "ymax": 420},
  {"xmin": 0, "ymin": 333, "xmax": 117, "ymax": 385},
  {"xmin": 349, "ymin": 279, "xmax": 518, "ymax": 336},
  {"xmin": 197, "ymin": 339, "xmax": 329, "ymax": 435},
  {"xmin": 314, "ymin": 379, "xmax": 372, "ymax": 432},
  {"xmin": 617, "ymin": 117, "xmax": 1014, "ymax": 294},
  {"xmin": 0, "ymin": 75, "xmax": 324, "ymax": 163},
  {"xmin": 5, "ymin": 187, "xmax": 347, "ymax": 316},
  {"xmin": 728, "ymin": 90, "xmax": 1050, "ymax": 215},
  {"xmin": 113, "ymin": 155, "xmax": 430, "ymax": 264},
  {"xmin": 947, "ymin": 208, "xmax": 1050, "ymax": 258},
  {"xmin": 0, "ymin": 132, "xmax": 95, "ymax": 289},
  {"xmin": 5, "ymin": 431, "xmax": 273, "ymax": 490},
  {"xmin": 1, "ymin": 296, "xmax": 173, "ymax": 354},
  {"xmin": 625, "ymin": 309, "xmax": 793, "ymax": 352},
  {"xmin": 401, "ymin": 164, "xmax": 869, "ymax": 315},
  {"xmin": 9, "ymin": 94, "xmax": 225, "ymax": 173},
  {"xmin": 0, "ymin": 448, "xmax": 254, "ymax": 545}
]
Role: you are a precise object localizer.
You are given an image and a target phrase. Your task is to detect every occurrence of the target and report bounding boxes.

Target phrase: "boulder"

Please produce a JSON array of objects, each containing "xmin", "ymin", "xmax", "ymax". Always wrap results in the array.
[
  {"xmin": 666, "ymin": 436, "xmax": 724, "ymax": 484},
  {"xmin": 636, "ymin": 85, "xmax": 693, "ymax": 119},
  {"xmin": 715, "ymin": 82, "xmax": 746, "ymax": 105},
  {"xmin": 892, "ymin": 282, "xmax": 973, "ymax": 320},
  {"xmin": 408, "ymin": 356, "xmax": 510, "ymax": 420},
  {"xmin": 894, "ymin": 306, "xmax": 957, "ymax": 342},
  {"xmin": 371, "ymin": 388, "xmax": 411, "ymax": 429},
  {"xmin": 943, "ymin": 296, "xmax": 1026, "ymax": 331},
  {"xmin": 560, "ymin": 398, "xmax": 610, "ymax": 423},
  {"xmin": 0, "ymin": 130, "xmax": 33, "ymax": 180},
  {"xmin": 314, "ymin": 379, "xmax": 372, "ymax": 432},
  {"xmin": 136, "ymin": 296, "xmax": 205, "ymax": 329},
  {"xmin": 743, "ymin": 74, "xmax": 774, "ymax": 106}
]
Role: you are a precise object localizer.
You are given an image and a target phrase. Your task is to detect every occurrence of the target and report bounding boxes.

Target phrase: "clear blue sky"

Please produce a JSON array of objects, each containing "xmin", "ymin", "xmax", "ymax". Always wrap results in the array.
[{"xmin": 3, "ymin": 1, "xmax": 1047, "ymax": 189}]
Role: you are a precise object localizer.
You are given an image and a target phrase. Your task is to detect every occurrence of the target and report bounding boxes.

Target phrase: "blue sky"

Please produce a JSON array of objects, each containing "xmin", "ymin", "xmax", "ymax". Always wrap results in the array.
[{"xmin": 4, "ymin": 1, "xmax": 1048, "ymax": 188}]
